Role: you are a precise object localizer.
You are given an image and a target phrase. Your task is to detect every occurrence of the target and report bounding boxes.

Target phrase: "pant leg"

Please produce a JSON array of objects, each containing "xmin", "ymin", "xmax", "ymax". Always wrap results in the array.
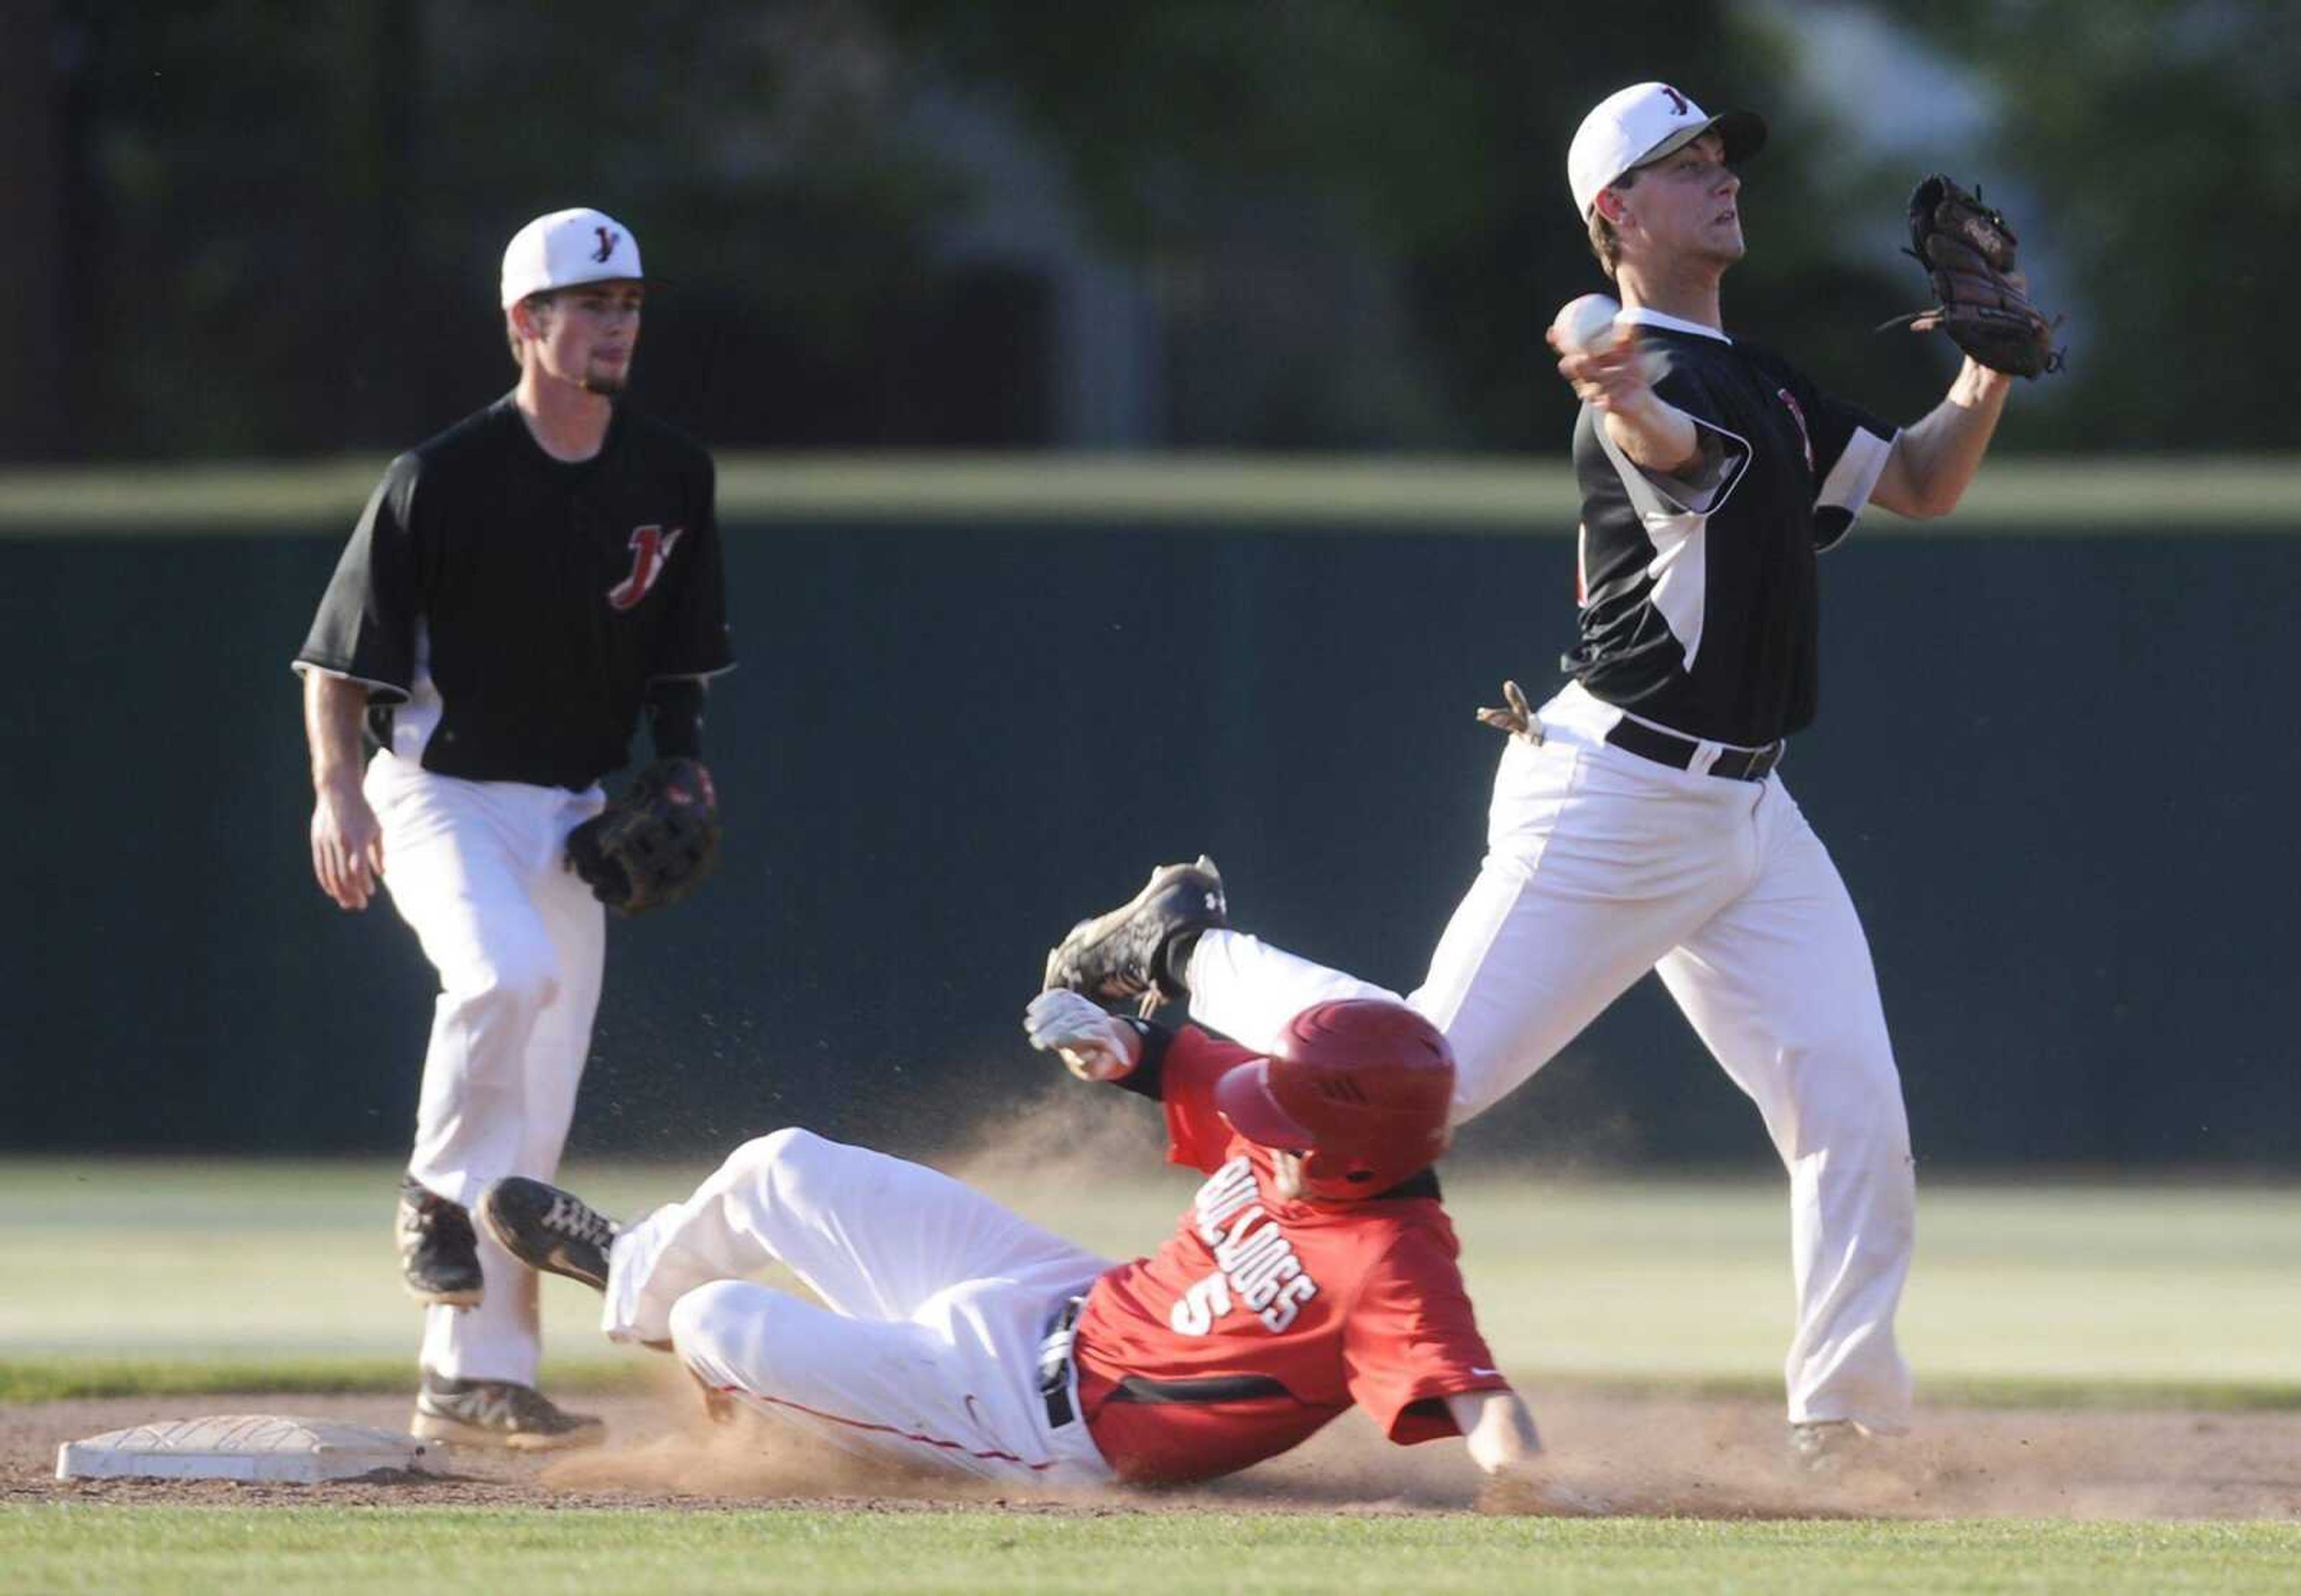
[
  {"xmin": 514, "ymin": 789, "xmax": 608, "ymax": 1190},
  {"xmin": 1654, "ymin": 777, "xmax": 1916, "ymax": 1432},
  {"xmin": 427, "ymin": 784, "xmax": 607, "ymax": 1385},
  {"xmin": 666, "ymin": 1277, "xmax": 1111, "ymax": 1486},
  {"xmin": 605, "ymin": 1129, "xmax": 1112, "ymax": 1348},
  {"xmin": 367, "ymin": 754, "xmax": 605, "ymax": 1386},
  {"xmin": 1181, "ymin": 930, "xmax": 1403, "ymax": 1054},
  {"xmin": 1188, "ymin": 730, "xmax": 1750, "ymax": 1124}
]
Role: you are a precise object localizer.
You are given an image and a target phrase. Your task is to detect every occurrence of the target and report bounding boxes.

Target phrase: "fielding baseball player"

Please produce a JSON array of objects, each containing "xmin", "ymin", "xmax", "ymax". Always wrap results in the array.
[
  {"xmin": 1047, "ymin": 85, "xmax": 2049, "ymax": 1473},
  {"xmin": 473, "ymin": 990, "xmax": 1589, "ymax": 1507},
  {"xmin": 294, "ymin": 207, "xmax": 733, "ymax": 1449}
]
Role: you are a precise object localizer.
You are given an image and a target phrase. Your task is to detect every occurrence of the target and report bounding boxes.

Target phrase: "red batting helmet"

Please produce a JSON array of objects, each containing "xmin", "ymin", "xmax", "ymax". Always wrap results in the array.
[{"xmin": 1212, "ymin": 999, "xmax": 1456, "ymax": 1201}]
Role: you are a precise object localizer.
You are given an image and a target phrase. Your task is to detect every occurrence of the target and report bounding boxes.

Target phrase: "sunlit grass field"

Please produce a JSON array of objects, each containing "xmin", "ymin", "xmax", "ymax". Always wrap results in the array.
[
  {"xmin": 3, "ymin": 1157, "xmax": 2293, "ymax": 1404},
  {"xmin": 8, "ymin": 1159, "xmax": 2296, "ymax": 1594},
  {"xmin": 5, "ymin": 1506, "xmax": 2299, "ymax": 1596},
  {"xmin": 4, "ymin": 454, "xmax": 2296, "ymax": 533}
]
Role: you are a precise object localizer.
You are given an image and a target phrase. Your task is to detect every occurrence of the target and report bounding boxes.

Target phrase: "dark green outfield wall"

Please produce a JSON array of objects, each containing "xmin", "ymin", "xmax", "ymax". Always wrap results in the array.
[{"xmin": 2, "ymin": 512, "xmax": 2294, "ymax": 1168}]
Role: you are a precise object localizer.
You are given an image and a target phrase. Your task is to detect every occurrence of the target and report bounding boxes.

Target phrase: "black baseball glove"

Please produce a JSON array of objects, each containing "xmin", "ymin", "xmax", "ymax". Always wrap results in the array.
[
  {"xmin": 1888, "ymin": 174, "xmax": 2062, "ymax": 379},
  {"xmin": 565, "ymin": 757, "xmax": 721, "ymax": 914}
]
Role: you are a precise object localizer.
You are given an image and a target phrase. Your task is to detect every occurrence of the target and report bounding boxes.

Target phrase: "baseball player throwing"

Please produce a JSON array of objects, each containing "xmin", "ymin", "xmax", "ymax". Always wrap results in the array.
[
  {"xmin": 1047, "ymin": 84, "xmax": 2032, "ymax": 1471},
  {"xmin": 473, "ymin": 989, "xmax": 1586, "ymax": 1507},
  {"xmin": 295, "ymin": 208, "xmax": 733, "ymax": 1449}
]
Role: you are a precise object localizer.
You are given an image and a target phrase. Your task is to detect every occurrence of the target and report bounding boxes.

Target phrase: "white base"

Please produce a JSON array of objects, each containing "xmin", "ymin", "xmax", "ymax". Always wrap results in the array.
[{"xmin": 56, "ymin": 1415, "xmax": 427, "ymax": 1483}]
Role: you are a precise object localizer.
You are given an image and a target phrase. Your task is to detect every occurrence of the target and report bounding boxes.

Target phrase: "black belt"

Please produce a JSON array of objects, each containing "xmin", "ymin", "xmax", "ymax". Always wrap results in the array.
[
  {"xmin": 1605, "ymin": 717, "xmax": 1782, "ymax": 782},
  {"xmin": 1039, "ymin": 1298, "xmax": 1085, "ymax": 1429},
  {"xmin": 1040, "ymin": 1299, "xmax": 1296, "ymax": 1429}
]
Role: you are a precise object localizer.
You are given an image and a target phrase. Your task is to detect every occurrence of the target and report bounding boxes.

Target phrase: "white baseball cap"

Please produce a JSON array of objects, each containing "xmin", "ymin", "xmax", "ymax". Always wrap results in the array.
[
  {"xmin": 499, "ymin": 207, "xmax": 645, "ymax": 307},
  {"xmin": 1568, "ymin": 83, "xmax": 1766, "ymax": 218}
]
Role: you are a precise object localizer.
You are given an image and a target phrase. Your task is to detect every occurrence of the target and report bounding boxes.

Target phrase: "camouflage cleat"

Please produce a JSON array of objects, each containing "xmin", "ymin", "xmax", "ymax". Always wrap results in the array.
[
  {"xmin": 1043, "ymin": 856, "xmax": 1228, "ymax": 1015},
  {"xmin": 479, "ymin": 1176, "xmax": 619, "ymax": 1293},
  {"xmin": 411, "ymin": 1375, "xmax": 605, "ymax": 1452},
  {"xmin": 395, "ymin": 1175, "xmax": 483, "ymax": 1308}
]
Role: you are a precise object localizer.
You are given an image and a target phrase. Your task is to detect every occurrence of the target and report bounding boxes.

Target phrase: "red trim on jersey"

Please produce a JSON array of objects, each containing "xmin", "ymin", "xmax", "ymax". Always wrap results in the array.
[{"xmin": 714, "ymin": 1383, "xmax": 1058, "ymax": 1473}]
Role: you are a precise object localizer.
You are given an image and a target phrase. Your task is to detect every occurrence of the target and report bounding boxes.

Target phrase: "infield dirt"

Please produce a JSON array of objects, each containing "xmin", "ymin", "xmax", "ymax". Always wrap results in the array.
[{"xmin": 8, "ymin": 1373, "xmax": 2294, "ymax": 1521}]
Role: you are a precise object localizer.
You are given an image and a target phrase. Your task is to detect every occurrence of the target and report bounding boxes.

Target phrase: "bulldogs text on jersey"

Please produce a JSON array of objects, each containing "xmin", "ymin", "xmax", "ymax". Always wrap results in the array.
[{"xmin": 1170, "ymin": 1156, "xmax": 1322, "ymax": 1335}]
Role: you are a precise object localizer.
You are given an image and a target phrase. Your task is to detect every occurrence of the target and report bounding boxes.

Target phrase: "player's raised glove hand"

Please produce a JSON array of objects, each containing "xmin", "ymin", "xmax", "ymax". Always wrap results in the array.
[
  {"xmin": 1024, "ymin": 989, "xmax": 1142, "ymax": 1083},
  {"xmin": 1888, "ymin": 174, "xmax": 2061, "ymax": 379}
]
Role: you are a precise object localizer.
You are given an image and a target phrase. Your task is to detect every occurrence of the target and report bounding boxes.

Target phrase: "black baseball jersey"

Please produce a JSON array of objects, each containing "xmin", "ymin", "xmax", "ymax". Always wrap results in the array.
[
  {"xmin": 296, "ymin": 394, "xmax": 733, "ymax": 790},
  {"xmin": 1562, "ymin": 309, "xmax": 1897, "ymax": 748}
]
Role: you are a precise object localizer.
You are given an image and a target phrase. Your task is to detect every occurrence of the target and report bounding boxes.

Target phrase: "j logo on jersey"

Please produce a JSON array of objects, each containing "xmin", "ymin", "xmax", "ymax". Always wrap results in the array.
[
  {"xmin": 606, "ymin": 524, "xmax": 684, "ymax": 610},
  {"xmin": 1170, "ymin": 1156, "xmax": 1322, "ymax": 1336}
]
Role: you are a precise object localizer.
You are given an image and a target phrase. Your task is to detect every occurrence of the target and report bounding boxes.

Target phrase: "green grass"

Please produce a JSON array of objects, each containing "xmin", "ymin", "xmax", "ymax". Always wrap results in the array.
[
  {"xmin": 3, "ymin": 1506, "xmax": 2296, "ymax": 1595},
  {"xmin": 2, "ymin": 1159, "xmax": 2295, "ymax": 1407},
  {"xmin": 0, "ymin": 1357, "xmax": 653, "ymax": 1404},
  {"xmin": 1, "ymin": 454, "xmax": 2296, "ymax": 534}
]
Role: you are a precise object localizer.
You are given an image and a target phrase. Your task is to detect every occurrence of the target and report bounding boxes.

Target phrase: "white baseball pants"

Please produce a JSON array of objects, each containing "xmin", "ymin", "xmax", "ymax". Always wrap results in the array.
[
  {"xmin": 1182, "ymin": 681, "xmax": 1916, "ymax": 1433},
  {"xmin": 603, "ymin": 1129, "xmax": 1115, "ymax": 1486},
  {"xmin": 365, "ymin": 750, "xmax": 606, "ymax": 1387}
]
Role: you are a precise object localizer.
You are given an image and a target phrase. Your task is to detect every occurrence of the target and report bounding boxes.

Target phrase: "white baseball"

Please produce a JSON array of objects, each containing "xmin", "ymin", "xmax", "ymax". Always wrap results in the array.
[{"xmin": 1551, "ymin": 292, "xmax": 1621, "ymax": 353}]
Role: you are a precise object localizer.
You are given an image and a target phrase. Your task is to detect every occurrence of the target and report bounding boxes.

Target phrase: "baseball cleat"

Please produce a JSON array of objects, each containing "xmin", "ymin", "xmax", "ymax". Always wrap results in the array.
[
  {"xmin": 1787, "ymin": 1419, "xmax": 1882, "ymax": 1476},
  {"xmin": 410, "ymin": 1374, "xmax": 605, "ymax": 1452},
  {"xmin": 1043, "ymin": 856, "xmax": 1228, "ymax": 1015},
  {"xmin": 395, "ymin": 1175, "xmax": 484, "ymax": 1307},
  {"xmin": 479, "ymin": 1176, "xmax": 620, "ymax": 1293}
]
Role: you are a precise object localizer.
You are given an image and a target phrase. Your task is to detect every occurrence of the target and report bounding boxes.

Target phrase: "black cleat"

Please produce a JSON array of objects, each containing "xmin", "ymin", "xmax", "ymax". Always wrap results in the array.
[
  {"xmin": 479, "ymin": 1176, "xmax": 620, "ymax": 1293},
  {"xmin": 396, "ymin": 1175, "xmax": 483, "ymax": 1307},
  {"xmin": 410, "ymin": 1373, "xmax": 605, "ymax": 1452},
  {"xmin": 1043, "ymin": 856, "xmax": 1228, "ymax": 1015}
]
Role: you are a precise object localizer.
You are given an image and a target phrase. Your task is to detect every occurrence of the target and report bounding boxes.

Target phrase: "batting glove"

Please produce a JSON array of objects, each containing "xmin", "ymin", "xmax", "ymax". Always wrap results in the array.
[{"xmin": 1024, "ymin": 989, "xmax": 1142, "ymax": 1083}]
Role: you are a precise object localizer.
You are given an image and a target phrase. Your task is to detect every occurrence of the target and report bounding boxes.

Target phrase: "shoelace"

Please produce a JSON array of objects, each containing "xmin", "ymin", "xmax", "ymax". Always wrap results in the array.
[{"xmin": 543, "ymin": 1192, "xmax": 616, "ymax": 1253}]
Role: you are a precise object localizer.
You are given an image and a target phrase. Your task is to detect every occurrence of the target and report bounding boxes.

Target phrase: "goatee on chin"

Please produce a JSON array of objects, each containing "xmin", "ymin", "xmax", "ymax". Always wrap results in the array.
[{"xmin": 583, "ymin": 370, "xmax": 629, "ymax": 397}]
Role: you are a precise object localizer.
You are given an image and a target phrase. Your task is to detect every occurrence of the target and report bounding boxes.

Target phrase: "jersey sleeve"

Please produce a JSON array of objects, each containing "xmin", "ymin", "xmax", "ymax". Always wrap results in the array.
[
  {"xmin": 1623, "ymin": 353, "xmax": 1755, "ymax": 516},
  {"xmin": 1158, "ymin": 1026, "xmax": 1260, "ymax": 1174},
  {"xmin": 1341, "ymin": 1225, "xmax": 1509, "ymax": 1446},
  {"xmin": 1786, "ymin": 369, "xmax": 1899, "ymax": 552},
  {"xmin": 649, "ymin": 452, "xmax": 735, "ymax": 682},
  {"xmin": 292, "ymin": 456, "xmax": 424, "ymax": 704}
]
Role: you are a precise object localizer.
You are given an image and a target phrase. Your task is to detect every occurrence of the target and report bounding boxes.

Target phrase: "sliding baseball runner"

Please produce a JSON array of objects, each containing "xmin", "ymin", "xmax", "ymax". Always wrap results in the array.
[{"xmin": 476, "ymin": 986, "xmax": 1592, "ymax": 1510}]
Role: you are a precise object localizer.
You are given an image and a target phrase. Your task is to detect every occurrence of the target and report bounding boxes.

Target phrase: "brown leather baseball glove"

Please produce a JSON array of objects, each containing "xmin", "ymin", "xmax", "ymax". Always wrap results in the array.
[{"xmin": 1888, "ymin": 174, "xmax": 2063, "ymax": 379}]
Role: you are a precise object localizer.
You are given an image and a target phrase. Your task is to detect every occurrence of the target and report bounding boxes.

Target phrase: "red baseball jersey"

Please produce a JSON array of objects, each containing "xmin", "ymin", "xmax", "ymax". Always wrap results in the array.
[{"xmin": 1072, "ymin": 1026, "xmax": 1508, "ymax": 1485}]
